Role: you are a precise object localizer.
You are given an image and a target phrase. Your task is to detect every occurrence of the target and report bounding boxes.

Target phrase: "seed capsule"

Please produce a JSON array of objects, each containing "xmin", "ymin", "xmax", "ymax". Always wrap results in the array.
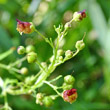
[
  {"xmin": 27, "ymin": 52, "xmax": 37, "ymax": 63},
  {"xmin": 64, "ymin": 75, "xmax": 75, "ymax": 85},
  {"xmin": 75, "ymin": 40, "xmax": 85, "ymax": 51},
  {"xmin": 26, "ymin": 45, "xmax": 35, "ymax": 53},
  {"xmin": 65, "ymin": 50, "xmax": 73, "ymax": 58}
]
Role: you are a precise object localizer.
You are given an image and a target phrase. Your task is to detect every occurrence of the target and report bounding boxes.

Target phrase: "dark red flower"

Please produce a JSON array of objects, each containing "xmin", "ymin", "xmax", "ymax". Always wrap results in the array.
[
  {"xmin": 63, "ymin": 88, "xmax": 78, "ymax": 103},
  {"xmin": 73, "ymin": 9, "xmax": 86, "ymax": 22},
  {"xmin": 16, "ymin": 19, "xmax": 34, "ymax": 35},
  {"xmin": 78, "ymin": 9, "xmax": 86, "ymax": 20}
]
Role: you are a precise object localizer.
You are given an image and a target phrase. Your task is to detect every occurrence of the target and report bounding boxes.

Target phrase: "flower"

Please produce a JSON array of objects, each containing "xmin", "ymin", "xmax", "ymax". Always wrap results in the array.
[
  {"xmin": 63, "ymin": 88, "xmax": 78, "ymax": 103},
  {"xmin": 78, "ymin": 9, "xmax": 86, "ymax": 20},
  {"xmin": 16, "ymin": 19, "xmax": 34, "ymax": 35},
  {"xmin": 73, "ymin": 9, "xmax": 86, "ymax": 21}
]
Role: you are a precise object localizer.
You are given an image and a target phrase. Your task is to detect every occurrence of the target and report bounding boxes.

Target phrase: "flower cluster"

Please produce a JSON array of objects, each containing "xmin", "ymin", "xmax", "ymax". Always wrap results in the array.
[{"xmin": 0, "ymin": 10, "xmax": 86, "ymax": 109}]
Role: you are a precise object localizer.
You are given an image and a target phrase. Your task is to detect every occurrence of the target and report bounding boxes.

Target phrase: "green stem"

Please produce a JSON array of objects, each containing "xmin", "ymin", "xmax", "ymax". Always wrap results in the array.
[
  {"xmin": 36, "ymin": 61, "xmax": 47, "ymax": 73},
  {"xmin": 33, "ymin": 70, "xmax": 42, "ymax": 81},
  {"xmin": 0, "ymin": 47, "xmax": 15, "ymax": 61},
  {"xmin": 0, "ymin": 63, "xmax": 22, "ymax": 80},
  {"xmin": 32, "ymin": 71, "xmax": 48, "ymax": 88},
  {"xmin": 0, "ymin": 63, "xmax": 20, "ymax": 73},
  {"xmin": 35, "ymin": 29, "xmax": 54, "ymax": 48},
  {"xmin": 49, "ymin": 75, "xmax": 62, "ymax": 83},
  {"xmin": 10, "ymin": 56, "xmax": 26, "ymax": 67},
  {"xmin": 4, "ymin": 93, "xmax": 8, "ymax": 109},
  {"xmin": 43, "ymin": 81, "xmax": 62, "ymax": 97}
]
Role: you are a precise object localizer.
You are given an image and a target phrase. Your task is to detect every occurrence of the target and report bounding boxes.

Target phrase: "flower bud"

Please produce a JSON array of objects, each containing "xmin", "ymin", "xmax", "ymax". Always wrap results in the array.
[
  {"xmin": 17, "ymin": 46, "xmax": 25, "ymax": 54},
  {"xmin": 36, "ymin": 93, "xmax": 44, "ymax": 105},
  {"xmin": 64, "ymin": 75, "xmax": 75, "ymax": 85},
  {"xmin": 41, "ymin": 62, "xmax": 47, "ymax": 68},
  {"xmin": 58, "ymin": 56, "xmax": 63, "ymax": 62},
  {"xmin": 62, "ymin": 83, "xmax": 73, "ymax": 90},
  {"xmin": 24, "ymin": 75, "xmax": 34, "ymax": 84},
  {"xmin": 75, "ymin": 40, "xmax": 85, "ymax": 51},
  {"xmin": 43, "ymin": 96, "xmax": 53, "ymax": 107},
  {"xmin": 63, "ymin": 88, "xmax": 78, "ymax": 103},
  {"xmin": 26, "ymin": 45, "xmax": 35, "ymax": 53},
  {"xmin": 16, "ymin": 19, "xmax": 35, "ymax": 35},
  {"xmin": 27, "ymin": 52, "xmax": 37, "ymax": 63},
  {"xmin": 73, "ymin": 9, "xmax": 86, "ymax": 22},
  {"xmin": 57, "ymin": 49, "xmax": 63, "ymax": 56},
  {"xmin": 20, "ymin": 67, "xmax": 28, "ymax": 75},
  {"xmin": 36, "ymin": 93, "xmax": 44, "ymax": 100},
  {"xmin": 64, "ymin": 22, "xmax": 71, "ymax": 30},
  {"xmin": 65, "ymin": 50, "xmax": 73, "ymax": 58},
  {"xmin": 50, "ymin": 55, "xmax": 54, "ymax": 63}
]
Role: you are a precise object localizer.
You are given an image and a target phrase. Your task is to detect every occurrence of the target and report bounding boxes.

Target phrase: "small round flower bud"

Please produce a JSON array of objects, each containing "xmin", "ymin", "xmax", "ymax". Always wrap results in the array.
[
  {"xmin": 64, "ymin": 75, "xmax": 75, "ymax": 84},
  {"xmin": 41, "ymin": 62, "xmax": 47, "ymax": 68},
  {"xmin": 65, "ymin": 50, "xmax": 73, "ymax": 58},
  {"xmin": 17, "ymin": 46, "xmax": 25, "ymax": 54},
  {"xmin": 62, "ymin": 83, "xmax": 73, "ymax": 90},
  {"xmin": 58, "ymin": 56, "xmax": 63, "ymax": 62},
  {"xmin": 24, "ymin": 75, "xmax": 34, "ymax": 84},
  {"xmin": 36, "ymin": 93, "xmax": 44, "ymax": 100},
  {"xmin": 26, "ymin": 45, "xmax": 35, "ymax": 53},
  {"xmin": 63, "ymin": 88, "xmax": 78, "ymax": 103},
  {"xmin": 57, "ymin": 49, "xmax": 63, "ymax": 56},
  {"xmin": 75, "ymin": 40, "xmax": 85, "ymax": 51},
  {"xmin": 50, "ymin": 55, "xmax": 54, "ymax": 63},
  {"xmin": 43, "ymin": 96, "xmax": 53, "ymax": 107},
  {"xmin": 20, "ymin": 67, "xmax": 28, "ymax": 75},
  {"xmin": 36, "ymin": 93, "xmax": 44, "ymax": 105},
  {"xmin": 64, "ymin": 22, "xmax": 71, "ymax": 30},
  {"xmin": 27, "ymin": 52, "xmax": 37, "ymax": 63}
]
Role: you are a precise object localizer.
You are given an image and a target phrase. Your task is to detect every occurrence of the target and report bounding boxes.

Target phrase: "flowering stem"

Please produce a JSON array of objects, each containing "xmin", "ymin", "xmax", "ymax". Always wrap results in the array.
[
  {"xmin": 31, "ymin": 24, "xmax": 78, "ymax": 90},
  {"xmin": 55, "ymin": 49, "xmax": 79, "ymax": 67}
]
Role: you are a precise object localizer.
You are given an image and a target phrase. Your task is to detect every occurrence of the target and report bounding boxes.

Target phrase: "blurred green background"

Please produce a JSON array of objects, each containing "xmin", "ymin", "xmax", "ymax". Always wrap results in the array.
[{"xmin": 0, "ymin": 0, "xmax": 110, "ymax": 110}]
